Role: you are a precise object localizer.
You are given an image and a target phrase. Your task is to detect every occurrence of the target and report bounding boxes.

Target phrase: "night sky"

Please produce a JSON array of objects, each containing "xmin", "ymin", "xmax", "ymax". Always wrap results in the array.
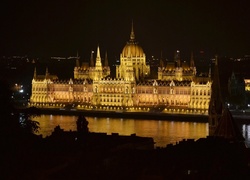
[{"xmin": 1, "ymin": 0, "xmax": 250, "ymax": 63}]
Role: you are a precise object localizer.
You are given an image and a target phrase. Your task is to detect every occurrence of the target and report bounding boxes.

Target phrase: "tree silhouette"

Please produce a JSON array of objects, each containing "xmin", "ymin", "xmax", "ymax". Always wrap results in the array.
[
  {"xmin": 76, "ymin": 115, "xmax": 89, "ymax": 134},
  {"xmin": 0, "ymin": 79, "xmax": 20, "ymax": 136},
  {"xmin": 20, "ymin": 106, "xmax": 41, "ymax": 134},
  {"xmin": 0, "ymin": 79, "xmax": 40, "ymax": 137}
]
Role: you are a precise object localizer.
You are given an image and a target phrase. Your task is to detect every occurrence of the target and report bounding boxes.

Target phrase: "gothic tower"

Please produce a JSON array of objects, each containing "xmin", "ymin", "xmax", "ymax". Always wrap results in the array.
[
  {"xmin": 208, "ymin": 55, "xmax": 223, "ymax": 135},
  {"xmin": 93, "ymin": 45, "xmax": 103, "ymax": 80}
]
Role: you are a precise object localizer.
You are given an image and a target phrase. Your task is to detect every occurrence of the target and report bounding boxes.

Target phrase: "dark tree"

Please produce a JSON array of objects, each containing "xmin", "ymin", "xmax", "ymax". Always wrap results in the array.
[
  {"xmin": 0, "ymin": 79, "xmax": 40, "ymax": 137},
  {"xmin": 20, "ymin": 106, "xmax": 41, "ymax": 134},
  {"xmin": 0, "ymin": 79, "xmax": 20, "ymax": 136},
  {"xmin": 76, "ymin": 115, "xmax": 89, "ymax": 134}
]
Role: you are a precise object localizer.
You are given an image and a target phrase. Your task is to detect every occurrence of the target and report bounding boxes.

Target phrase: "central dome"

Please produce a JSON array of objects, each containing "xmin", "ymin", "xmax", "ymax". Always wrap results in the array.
[
  {"xmin": 122, "ymin": 42, "xmax": 144, "ymax": 57},
  {"xmin": 121, "ymin": 23, "xmax": 144, "ymax": 57}
]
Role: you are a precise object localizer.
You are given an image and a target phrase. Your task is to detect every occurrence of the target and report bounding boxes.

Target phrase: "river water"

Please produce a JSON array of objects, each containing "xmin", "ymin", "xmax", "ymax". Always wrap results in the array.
[{"xmin": 34, "ymin": 115, "xmax": 250, "ymax": 148}]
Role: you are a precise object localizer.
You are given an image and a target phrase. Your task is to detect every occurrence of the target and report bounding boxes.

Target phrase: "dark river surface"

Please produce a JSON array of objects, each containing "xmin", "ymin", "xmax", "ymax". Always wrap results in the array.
[{"xmin": 34, "ymin": 115, "xmax": 250, "ymax": 148}]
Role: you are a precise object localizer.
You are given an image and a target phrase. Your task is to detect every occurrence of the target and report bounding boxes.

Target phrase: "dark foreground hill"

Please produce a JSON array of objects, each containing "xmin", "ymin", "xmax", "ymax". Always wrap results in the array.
[{"xmin": 2, "ymin": 126, "xmax": 250, "ymax": 180}]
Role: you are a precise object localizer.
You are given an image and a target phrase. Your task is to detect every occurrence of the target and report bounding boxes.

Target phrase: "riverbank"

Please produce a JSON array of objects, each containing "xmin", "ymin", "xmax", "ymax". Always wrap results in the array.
[
  {"xmin": 16, "ymin": 106, "xmax": 250, "ymax": 123},
  {"xmin": 29, "ymin": 107, "xmax": 209, "ymax": 122}
]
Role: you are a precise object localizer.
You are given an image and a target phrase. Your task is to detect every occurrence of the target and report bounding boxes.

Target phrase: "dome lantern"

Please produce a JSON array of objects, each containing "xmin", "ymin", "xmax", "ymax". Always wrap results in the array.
[{"xmin": 122, "ymin": 22, "xmax": 144, "ymax": 57}]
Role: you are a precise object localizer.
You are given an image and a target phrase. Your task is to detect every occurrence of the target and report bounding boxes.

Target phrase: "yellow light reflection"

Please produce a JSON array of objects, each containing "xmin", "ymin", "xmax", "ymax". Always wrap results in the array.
[{"xmin": 34, "ymin": 115, "xmax": 209, "ymax": 147}]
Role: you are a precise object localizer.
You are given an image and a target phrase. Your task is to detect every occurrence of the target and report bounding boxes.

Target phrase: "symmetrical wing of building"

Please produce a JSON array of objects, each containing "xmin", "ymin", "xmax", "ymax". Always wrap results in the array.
[{"xmin": 30, "ymin": 24, "xmax": 212, "ymax": 114}]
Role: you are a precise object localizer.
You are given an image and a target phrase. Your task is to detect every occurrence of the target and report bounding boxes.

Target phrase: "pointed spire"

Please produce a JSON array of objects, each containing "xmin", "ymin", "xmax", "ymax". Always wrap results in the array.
[
  {"xmin": 211, "ymin": 54, "xmax": 223, "ymax": 108},
  {"xmin": 190, "ymin": 51, "xmax": 195, "ymax": 67},
  {"xmin": 95, "ymin": 45, "xmax": 102, "ymax": 70},
  {"xmin": 104, "ymin": 51, "xmax": 109, "ymax": 67},
  {"xmin": 130, "ymin": 20, "xmax": 135, "ymax": 41},
  {"xmin": 215, "ymin": 54, "xmax": 218, "ymax": 66},
  {"xmin": 45, "ymin": 67, "xmax": 49, "ymax": 78},
  {"xmin": 97, "ymin": 45, "xmax": 101, "ymax": 59},
  {"xmin": 175, "ymin": 50, "xmax": 181, "ymax": 67},
  {"xmin": 208, "ymin": 54, "xmax": 224, "ymax": 136},
  {"xmin": 90, "ymin": 50, "xmax": 94, "ymax": 67},
  {"xmin": 33, "ymin": 67, "xmax": 37, "ymax": 79},
  {"xmin": 214, "ymin": 108, "xmax": 245, "ymax": 142}
]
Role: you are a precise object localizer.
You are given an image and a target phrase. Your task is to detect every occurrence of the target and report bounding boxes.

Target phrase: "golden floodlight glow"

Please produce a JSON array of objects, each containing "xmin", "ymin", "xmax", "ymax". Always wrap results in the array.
[{"xmin": 29, "ymin": 23, "xmax": 212, "ymax": 115}]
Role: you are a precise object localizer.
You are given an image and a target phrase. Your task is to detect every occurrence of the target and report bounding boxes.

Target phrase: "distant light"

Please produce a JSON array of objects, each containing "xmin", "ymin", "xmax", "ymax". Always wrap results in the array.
[{"xmin": 19, "ymin": 89, "xmax": 24, "ymax": 93}]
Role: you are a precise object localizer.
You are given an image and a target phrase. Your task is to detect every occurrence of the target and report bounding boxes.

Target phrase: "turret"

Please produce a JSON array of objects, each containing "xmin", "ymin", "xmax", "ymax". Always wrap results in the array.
[
  {"xmin": 104, "ymin": 51, "xmax": 109, "ymax": 67},
  {"xmin": 93, "ymin": 45, "xmax": 103, "ymax": 81},
  {"xmin": 95, "ymin": 45, "xmax": 102, "ymax": 70},
  {"xmin": 90, "ymin": 50, "xmax": 94, "ymax": 67},
  {"xmin": 190, "ymin": 51, "xmax": 195, "ymax": 68},
  {"xmin": 33, "ymin": 67, "xmax": 37, "ymax": 80},
  {"xmin": 208, "ymin": 64, "xmax": 211, "ymax": 78}
]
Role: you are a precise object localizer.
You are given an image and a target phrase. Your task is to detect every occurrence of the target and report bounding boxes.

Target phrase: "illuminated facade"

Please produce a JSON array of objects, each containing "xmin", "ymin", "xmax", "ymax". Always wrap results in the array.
[
  {"xmin": 74, "ymin": 47, "xmax": 110, "ymax": 80},
  {"xmin": 30, "ymin": 24, "xmax": 212, "ymax": 114},
  {"xmin": 244, "ymin": 79, "xmax": 250, "ymax": 92}
]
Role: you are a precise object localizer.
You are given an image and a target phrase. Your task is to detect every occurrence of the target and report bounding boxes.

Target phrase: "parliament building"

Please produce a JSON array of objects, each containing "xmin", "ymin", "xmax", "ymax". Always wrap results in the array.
[{"xmin": 30, "ymin": 24, "xmax": 212, "ymax": 114}]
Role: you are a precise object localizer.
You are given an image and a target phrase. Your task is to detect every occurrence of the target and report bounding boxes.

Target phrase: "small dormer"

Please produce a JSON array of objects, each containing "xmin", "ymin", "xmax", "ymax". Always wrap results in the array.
[
  {"xmin": 153, "ymin": 80, "xmax": 158, "ymax": 86},
  {"xmin": 170, "ymin": 80, "xmax": 175, "ymax": 87},
  {"xmin": 69, "ymin": 78, "xmax": 73, "ymax": 85}
]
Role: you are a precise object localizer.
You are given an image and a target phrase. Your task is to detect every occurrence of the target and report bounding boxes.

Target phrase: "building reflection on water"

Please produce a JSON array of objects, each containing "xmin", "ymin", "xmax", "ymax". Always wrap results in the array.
[{"xmin": 34, "ymin": 115, "xmax": 250, "ymax": 148}]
